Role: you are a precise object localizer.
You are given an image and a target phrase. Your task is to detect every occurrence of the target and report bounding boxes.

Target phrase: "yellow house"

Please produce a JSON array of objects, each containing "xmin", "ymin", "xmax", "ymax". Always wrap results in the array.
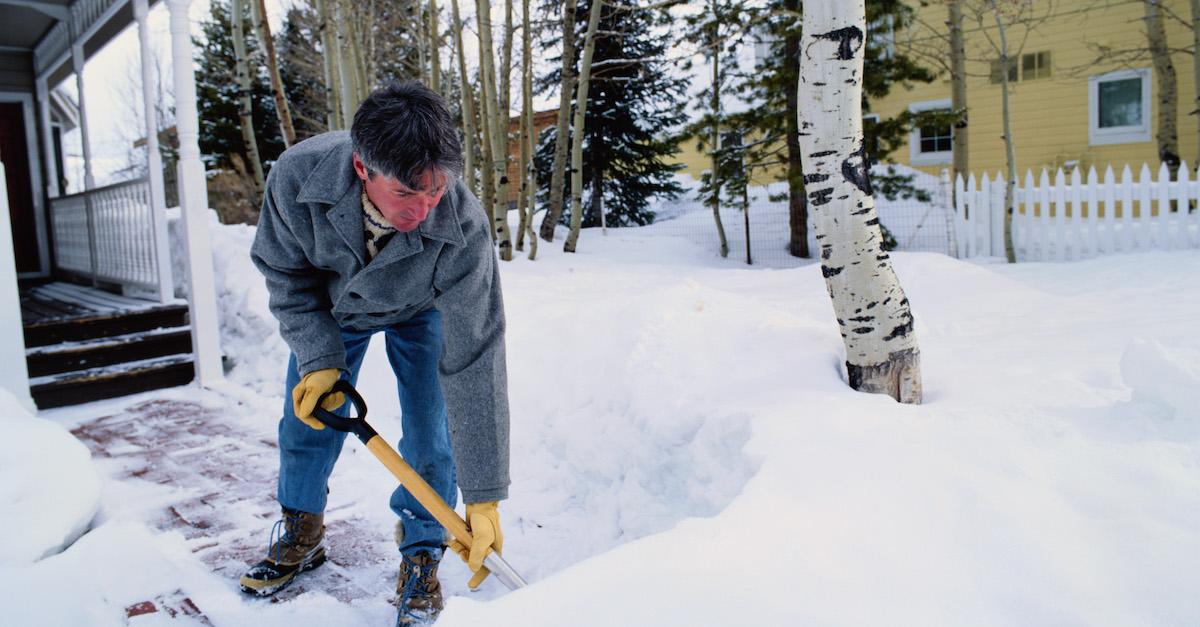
[{"xmin": 676, "ymin": 0, "xmax": 1200, "ymax": 182}]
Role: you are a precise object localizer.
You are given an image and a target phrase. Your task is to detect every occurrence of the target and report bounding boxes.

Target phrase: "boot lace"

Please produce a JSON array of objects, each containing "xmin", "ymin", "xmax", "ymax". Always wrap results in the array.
[
  {"xmin": 269, "ymin": 509, "xmax": 304, "ymax": 564},
  {"xmin": 396, "ymin": 550, "xmax": 439, "ymax": 625}
]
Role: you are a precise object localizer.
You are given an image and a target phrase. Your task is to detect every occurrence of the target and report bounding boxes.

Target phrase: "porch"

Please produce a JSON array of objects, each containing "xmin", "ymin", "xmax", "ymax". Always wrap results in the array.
[{"xmin": 1, "ymin": 0, "xmax": 223, "ymax": 410}]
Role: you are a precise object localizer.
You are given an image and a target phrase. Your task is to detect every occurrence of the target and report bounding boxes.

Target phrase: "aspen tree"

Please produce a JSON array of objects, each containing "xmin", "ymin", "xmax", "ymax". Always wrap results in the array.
[
  {"xmin": 563, "ymin": 0, "xmax": 605, "ymax": 253},
  {"xmin": 251, "ymin": 0, "xmax": 296, "ymax": 146},
  {"xmin": 429, "ymin": 0, "xmax": 442, "ymax": 94},
  {"xmin": 1144, "ymin": 0, "xmax": 1179, "ymax": 176},
  {"xmin": 539, "ymin": 0, "xmax": 579, "ymax": 242},
  {"xmin": 521, "ymin": 0, "xmax": 537, "ymax": 260},
  {"xmin": 797, "ymin": 0, "xmax": 921, "ymax": 403},
  {"xmin": 230, "ymin": 0, "xmax": 265, "ymax": 196},
  {"xmin": 315, "ymin": 0, "xmax": 341, "ymax": 130},
  {"xmin": 450, "ymin": 0, "xmax": 477, "ymax": 196},
  {"xmin": 477, "ymin": 0, "xmax": 513, "ymax": 259}
]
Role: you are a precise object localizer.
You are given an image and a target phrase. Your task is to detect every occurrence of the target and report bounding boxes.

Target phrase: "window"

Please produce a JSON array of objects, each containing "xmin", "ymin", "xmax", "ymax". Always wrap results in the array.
[
  {"xmin": 1022, "ymin": 51, "xmax": 1051, "ymax": 80},
  {"xmin": 1088, "ymin": 68, "xmax": 1151, "ymax": 145},
  {"xmin": 990, "ymin": 58, "xmax": 1018, "ymax": 84},
  {"xmin": 908, "ymin": 99, "xmax": 953, "ymax": 166}
]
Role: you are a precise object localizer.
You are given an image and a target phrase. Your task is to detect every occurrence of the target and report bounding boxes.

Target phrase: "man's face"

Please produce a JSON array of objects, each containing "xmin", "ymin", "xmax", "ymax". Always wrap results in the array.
[{"xmin": 353, "ymin": 153, "xmax": 448, "ymax": 232}]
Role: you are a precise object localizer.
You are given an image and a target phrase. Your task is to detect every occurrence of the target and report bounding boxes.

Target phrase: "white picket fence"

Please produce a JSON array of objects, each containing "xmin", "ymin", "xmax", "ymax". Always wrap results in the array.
[{"xmin": 954, "ymin": 162, "xmax": 1200, "ymax": 261}]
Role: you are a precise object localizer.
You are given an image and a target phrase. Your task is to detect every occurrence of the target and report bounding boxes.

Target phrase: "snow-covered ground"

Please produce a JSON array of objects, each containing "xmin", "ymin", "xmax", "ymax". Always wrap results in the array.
[{"xmin": 2, "ymin": 210, "xmax": 1197, "ymax": 626}]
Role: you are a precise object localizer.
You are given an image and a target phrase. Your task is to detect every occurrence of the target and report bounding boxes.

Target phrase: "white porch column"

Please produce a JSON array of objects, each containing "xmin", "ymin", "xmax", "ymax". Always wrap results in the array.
[
  {"xmin": 34, "ymin": 77, "xmax": 60, "ymax": 199},
  {"xmin": 70, "ymin": 37, "xmax": 94, "ymax": 190},
  {"xmin": 167, "ymin": 0, "xmax": 223, "ymax": 385},
  {"xmin": 0, "ymin": 163, "xmax": 36, "ymax": 412},
  {"xmin": 134, "ymin": 0, "xmax": 173, "ymax": 303}
]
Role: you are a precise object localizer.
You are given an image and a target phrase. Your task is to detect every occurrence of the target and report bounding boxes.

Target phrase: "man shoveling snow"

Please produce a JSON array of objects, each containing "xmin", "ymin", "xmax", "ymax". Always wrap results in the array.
[{"xmin": 240, "ymin": 80, "xmax": 511, "ymax": 625}]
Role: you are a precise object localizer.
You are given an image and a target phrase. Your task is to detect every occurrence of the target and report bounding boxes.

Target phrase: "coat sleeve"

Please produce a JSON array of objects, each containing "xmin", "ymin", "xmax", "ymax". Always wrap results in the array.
[
  {"xmin": 250, "ymin": 168, "xmax": 347, "ymax": 377},
  {"xmin": 433, "ymin": 189, "xmax": 510, "ymax": 504}
]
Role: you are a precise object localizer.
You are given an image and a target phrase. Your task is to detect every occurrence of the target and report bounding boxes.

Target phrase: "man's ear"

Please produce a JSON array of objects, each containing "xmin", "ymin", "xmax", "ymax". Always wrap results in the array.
[{"xmin": 352, "ymin": 153, "xmax": 369, "ymax": 182}]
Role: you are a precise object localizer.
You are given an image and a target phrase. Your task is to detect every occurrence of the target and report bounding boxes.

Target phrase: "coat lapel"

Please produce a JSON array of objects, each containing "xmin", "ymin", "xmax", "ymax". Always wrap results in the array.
[{"xmin": 294, "ymin": 133, "xmax": 368, "ymax": 267}]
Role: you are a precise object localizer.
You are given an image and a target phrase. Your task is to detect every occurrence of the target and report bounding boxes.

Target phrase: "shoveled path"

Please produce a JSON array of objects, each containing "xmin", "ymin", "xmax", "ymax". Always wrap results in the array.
[{"xmin": 71, "ymin": 398, "xmax": 400, "ymax": 622}]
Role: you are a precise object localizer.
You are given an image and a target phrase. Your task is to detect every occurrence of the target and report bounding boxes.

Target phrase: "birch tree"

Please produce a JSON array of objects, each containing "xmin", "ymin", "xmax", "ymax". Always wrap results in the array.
[
  {"xmin": 707, "ymin": 0, "xmax": 729, "ymax": 257},
  {"xmin": 563, "ymin": 0, "xmax": 604, "ymax": 253},
  {"xmin": 539, "ymin": 0, "xmax": 579, "ymax": 242},
  {"xmin": 230, "ymin": 0, "xmax": 265, "ymax": 196},
  {"xmin": 1145, "ymin": 0, "xmax": 1180, "ymax": 176},
  {"xmin": 429, "ymin": 0, "xmax": 442, "ymax": 94},
  {"xmin": 985, "ymin": 0, "xmax": 1017, "ymax": 263},
  {"xmin": 948, "ymin": 0, "xmax": 968, "ymax": 183},
  {"xmin": 1192, "ymin": 0, "xmax": 1200, "ymax": 157},
  {"xmin": 315, "ymin": 0, "xmax": 342, "ymax": 130},
  {"xmin": 516, "ymin": 0, "xmax": 538, "ymax": 259},
  {"xmin": 450, "ymin": 0, "xmax": 477, "ymax": 196},
  {"xmin": 798, "ymin": 0, "xmax": 921, "ymax": 403},
  {"xmin": 251, "ymin": 0, "xmax": 296, "ymax": 146},
  {"xmin": 477, "ymin": 0, "xmax": 514, "ymax": 259}
]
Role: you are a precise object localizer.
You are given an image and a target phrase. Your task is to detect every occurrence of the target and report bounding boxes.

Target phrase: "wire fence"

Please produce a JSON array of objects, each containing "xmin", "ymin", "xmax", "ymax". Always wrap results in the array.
[{"xmin": 642, "ymin": 167, "xmax": 958, "ymax": 268}]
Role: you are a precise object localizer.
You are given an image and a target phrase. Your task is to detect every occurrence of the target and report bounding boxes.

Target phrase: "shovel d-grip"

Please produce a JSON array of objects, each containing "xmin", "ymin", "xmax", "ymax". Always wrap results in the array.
[{"xmin": 314, "ymin": 380, "xmax": 527, "ymax": 590}]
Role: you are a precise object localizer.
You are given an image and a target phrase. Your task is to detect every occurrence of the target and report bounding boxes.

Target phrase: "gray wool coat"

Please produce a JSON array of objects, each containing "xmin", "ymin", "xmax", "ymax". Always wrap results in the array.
[{"xmin": 250, "ymin": 131, "xmax": 509, "ymax": 504}]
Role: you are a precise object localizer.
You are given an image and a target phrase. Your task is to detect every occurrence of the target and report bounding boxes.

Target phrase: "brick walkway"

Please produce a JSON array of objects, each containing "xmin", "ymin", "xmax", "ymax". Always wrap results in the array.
[{"xmin": 71, "ymin": 399, "xmax": 400, "ymax": 621}]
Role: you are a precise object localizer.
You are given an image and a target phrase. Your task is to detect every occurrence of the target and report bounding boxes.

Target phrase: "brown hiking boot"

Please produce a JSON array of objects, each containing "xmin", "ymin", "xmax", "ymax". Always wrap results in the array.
[
  {"xmin": 239, "ymin": 507, "xmax": 326, "ymax": 596},
  {"xmin": 395, "ymin": 549, "xmax": 444, "ymax": 625}
]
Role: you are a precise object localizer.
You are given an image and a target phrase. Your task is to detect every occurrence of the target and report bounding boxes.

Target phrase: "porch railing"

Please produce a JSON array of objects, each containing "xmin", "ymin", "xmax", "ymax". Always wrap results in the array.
[{"xmin": 49, "ymin": 178, "xmax": 173, "ymax": 301}]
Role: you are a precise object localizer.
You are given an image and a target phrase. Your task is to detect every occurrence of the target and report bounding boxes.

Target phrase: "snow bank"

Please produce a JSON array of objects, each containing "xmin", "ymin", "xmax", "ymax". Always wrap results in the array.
[
  {"xmin": 0, "ymin": 389, "xmax": 100, "ymax": 564},
  {"xmin": 1121, "ymin": 338, "xmax": 1200, "ymax": 420}
]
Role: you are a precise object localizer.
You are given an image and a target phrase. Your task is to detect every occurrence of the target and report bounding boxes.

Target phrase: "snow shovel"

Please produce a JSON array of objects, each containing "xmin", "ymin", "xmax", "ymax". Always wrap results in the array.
[{"xmin": 313, "ymin": 380, "xmax": 528, "ymax": 591}]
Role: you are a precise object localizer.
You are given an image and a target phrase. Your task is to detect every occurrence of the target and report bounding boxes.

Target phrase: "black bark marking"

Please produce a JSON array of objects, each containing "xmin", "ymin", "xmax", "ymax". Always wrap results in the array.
[
  {"xmin": 809, "ymin": 150, "xmax": 837, "ymax": 158},
  {"xmin": 851, "ymin": 207, "xmax": 872, "ymax": 215},
  {"xmin": 815, "ymin": 26, "xmax": 865, "ymax": 61},
  {"xmin": 852, "ymin": 326, "xmax": 874, "ymax": 334},
  {"xmin": 841, "ymin": 138, "xmax": 873, "ymax": 196},
  {"xmin": 804, "ymin": 173, "xmax": 830, "ymax": 184},
  {"xmin": 883, "ymin": 316, "xmax": 914, "ymax": 341},
  {"xmin": 848, "ymin": 316, "xmax": 873, "ymax": 322},
  {"xmin": 864, "ymin": 217, "xmax": 879, "ymax": 227},
  {"xmin": 866, "ymin": 301, "xmax": 878, "ymax": 309},
  {"xmin": 810, "ymin": 188, "xmax": 834, "ymax": 206},
  {"xmin": 875, "ymin": 254, "xmax": 889, "ymax": 261},
  {"xmin": 822, "ymin": 264, "xmax": 844, "ymax": 278},
  {"xmin": 821, "ymin": 245, "xmax": 832, "ymax": 260}
]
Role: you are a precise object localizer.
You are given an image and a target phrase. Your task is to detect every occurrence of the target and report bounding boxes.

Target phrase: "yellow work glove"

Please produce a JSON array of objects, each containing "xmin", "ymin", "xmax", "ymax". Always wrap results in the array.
[
  {"xmin": 447, "ymin": 501, "xmax": 503, "ymax": 589},
  {"xmin": 290, "ymin": 368, "xmax": 344, "ymax": 430}
]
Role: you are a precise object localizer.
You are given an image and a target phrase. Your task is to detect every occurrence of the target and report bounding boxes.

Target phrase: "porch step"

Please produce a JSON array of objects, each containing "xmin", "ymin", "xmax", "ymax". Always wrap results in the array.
[
  {"xmin": 30, "ymin": 355, "xmax": 195, "ymax": 410},
  {"xmin": 25, "ymin": 327, "xmax": 194, "ymax": 378},
  {"xmin": 23, "ymin": 303, "xmax": 190, "ymax": 348}
]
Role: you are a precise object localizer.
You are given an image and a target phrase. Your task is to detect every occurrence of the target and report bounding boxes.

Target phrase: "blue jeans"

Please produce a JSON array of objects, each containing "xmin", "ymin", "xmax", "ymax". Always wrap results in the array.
[{"xmin": 277, "ymin": 307, "xmax": 458, "ymax": 556}]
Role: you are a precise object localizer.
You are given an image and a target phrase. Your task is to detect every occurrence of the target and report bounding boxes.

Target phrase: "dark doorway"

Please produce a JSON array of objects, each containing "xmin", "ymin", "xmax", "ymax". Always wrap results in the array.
[{"xmin": 1, "ymin": 101, "xmax": 39, "ymax": 275}]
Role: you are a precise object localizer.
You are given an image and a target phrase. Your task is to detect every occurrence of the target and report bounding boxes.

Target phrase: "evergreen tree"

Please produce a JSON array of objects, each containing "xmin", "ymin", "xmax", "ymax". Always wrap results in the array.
[
  {"xmin": 277, "ymin": 5, "xmax": 330, "ymax": 141},
  {"xmin": 535, "ymin": 1, "xmax": 687, "ymax": 227},
  {"xmin": 195, "ymin": 0, "xmax": 284, "ymax": 171}
]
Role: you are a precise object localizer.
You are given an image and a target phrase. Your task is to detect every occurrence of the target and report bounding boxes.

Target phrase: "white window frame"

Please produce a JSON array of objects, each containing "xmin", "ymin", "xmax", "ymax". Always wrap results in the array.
[
  {"xmin": 908, "ymin": 98, "xmax": 953, "ymax": 166},
  {"xmin": 1088, "ymin": 68, "xmax": 1151, "ymax": 146}
]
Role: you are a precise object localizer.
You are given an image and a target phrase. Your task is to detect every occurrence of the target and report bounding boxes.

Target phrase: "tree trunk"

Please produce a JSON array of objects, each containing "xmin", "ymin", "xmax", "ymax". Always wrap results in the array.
[
  {"xmin": 316, "ymin": 0, "xmax": 342, "ymax": 130},
  {"xmin": 539, "ymin": 0, "xmax": 578, "ymax": 242},
  {"xmin": 477, "ymin": 0, "xmax": 513, "ymax": 259},
  {"xmin": 563, "ymin": 0, "xmax": 604, "ymax": 253},
  {"xmin": 784, "ymin": 0, "xmax": 808, "ymax": 258},
  {"xmin": 501, "ymin": 0, "xmax": 514, "ymax": 127},
  {"xmin": 478, "ymin": 79, "xmax": 496, "ymax": 238},
  {"xmin": 251, "ymin": 0, "xmax": 296, "ymax": 147},
  {"xmin": 1145, "ymin": 0, "xmax": 1180, "ymax": 176},
  {"xmin": 987, "ymin": 1, "xmax": 1017, "ymax": 263},
  {"xmin": 709, "ymin": 0, "xmax": 729, "ymax": 258},
  {"xmin": 515, "ymin": 0, "xmax": 531, "ymax": 253},
  {"xmin": 797, "ymin": 0, "xmax": 921, "ymax": 404},
  {"xmin": 522, "ymin": 0, "xmax": 537, "ymax": 260},
  {"xmin": 450, "ymin": 0, "xmax": 476, "ymax": 196},
  {"xmin": 1192, "ymin": 0, "xmax": 1200, "ymax": 160},
  {"xmin": 429, "ymin": 0, "xmax": 442, "ymax": 94},
  {"xmin": 230, "ymin": 0, "xmax": 265, "ymax": 196},
  {"xmin": 948, "ymin": 0, "xmax": 968, "ymax": 185},
  {"xmin": 334, "ymin": 0, "xmax": 358, "ymax": 124}
]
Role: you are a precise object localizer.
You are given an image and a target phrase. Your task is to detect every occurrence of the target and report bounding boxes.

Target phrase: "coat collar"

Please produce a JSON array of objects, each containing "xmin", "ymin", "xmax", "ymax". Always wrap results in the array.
[{"xmin": 293, "ymin": 133, "xmax": 466, "ymax": 259}]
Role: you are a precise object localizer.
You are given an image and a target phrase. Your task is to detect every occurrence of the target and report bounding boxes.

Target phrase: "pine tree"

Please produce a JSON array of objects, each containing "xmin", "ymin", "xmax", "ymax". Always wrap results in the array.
[{"xmin": 535, "ymin": 0, "xmax": 687, "ymax": 228}]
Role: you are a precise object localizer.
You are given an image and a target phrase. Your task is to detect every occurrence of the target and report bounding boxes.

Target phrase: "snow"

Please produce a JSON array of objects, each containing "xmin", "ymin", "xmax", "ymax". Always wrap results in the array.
[
  {"xmin": 0, "ymin": 389, "xmax": 101, "ymax": 564},
  {"xmin": 7, "ymin": 206, "xmax": 1200, "ymax": 625}
]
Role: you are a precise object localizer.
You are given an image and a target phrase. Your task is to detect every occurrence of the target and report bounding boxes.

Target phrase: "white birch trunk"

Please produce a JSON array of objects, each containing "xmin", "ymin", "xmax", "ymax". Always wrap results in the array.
[
  {"xmin": 230, "ymin": 0, "xmax": 265, "ymax": 195},
  {"xmin": 451, "ymin": 0, "xmax": 477, "ymax": 196},
  {"xmin": 539, "ymin": 0, "xmax": 578, "ymax": 242},
  {"xmin": 251, "ymin": 0, "xmax": 296, "ymax": 146},
  {"xmin": 476, "ymin": 0, "xmax": 513, "ymax": 259},
  {"xmin": 948, "ymin": 0, "xmax": 968, "ymax": 184},
  {"xmin": 709, "ymin": 0, "xmax": 728, "ymax": 257},
  {"xmin": 429, "ymin": 0, "xmax": 442, "ymax": 94},
  {"xmin": 1192, "ymin": 0, "xmax": 1200, "ymax": 159},
  {"xmin": 563, "ymin": 0, "xmax": 604, "ymax": 254},
  {"xmin": 334, "ymin": 0, "xmax": 358, "ymax": 124},
  {"xmin": 797, "ymin": 0, "xmax": 921, "ymax": 403},
  {"xmin": 1145, "ymin": 0, "xmax": 1180, "ymax": 175},
  {"xmin": 987, "ymin": 1, "xmax": 1017, "ymax": 263},
  {"xmin": 316, "ymin": 0, "xmax": 341, "ymax": 130}
]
